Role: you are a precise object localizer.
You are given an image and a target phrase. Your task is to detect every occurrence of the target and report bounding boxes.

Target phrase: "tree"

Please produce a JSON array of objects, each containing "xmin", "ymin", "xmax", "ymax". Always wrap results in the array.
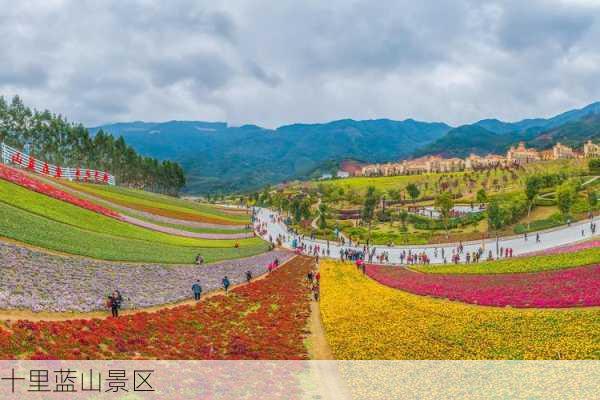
[
  {"xmin": 487, "ymin": 199, "xmax": 505, "ymax": 232},
  {"xmin": 0, "ymin": 95, "xmax": 186, "ymax": 195},
  {"xmin": 557, "ymin": 183, "xmax": 576, "ymax": 218},
  {"xmin": 361, "ymin": 186, "xmax": 379, "ymax": 245},
  {"xmin": 300, "ymin": 199, "xmax": 312, "ymax": 221},
  {"xmin": 387, "ymin": 188, "xmax": 401, "ymax": 202},
  {"xmin": 318, "ymin": 203, "xmax": 328, "ymax": 229},
  {"xmin": 524, "ymin": 176, "xmax": 541, "ymax": 230},
  {"xmin": 435, "ymin": 192, "xmax": 454, "ymax": 238},
  {"xmin": 399, "ymin": 209, "xmax": 408, "ymax": 230},
  {"xmin": 589, "ymin": 158, "xmax": 600, "ymax": 175},
  {"xmin": 406, "ymin": 183, "xmax": 420, "ymax": 203},
  {"xmin": 587, "ymin": 190, "xmax": 598, "ymax": 218},
  {"xmin": 476, "ymin": 188, "xmax": 487, "ymax": 204}
]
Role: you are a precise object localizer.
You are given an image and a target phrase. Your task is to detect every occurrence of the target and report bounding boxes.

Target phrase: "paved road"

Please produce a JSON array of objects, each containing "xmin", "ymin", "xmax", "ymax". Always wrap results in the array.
[{"xmin": 256, "ymin": 208, "xmax": 599, "ymax": 265}]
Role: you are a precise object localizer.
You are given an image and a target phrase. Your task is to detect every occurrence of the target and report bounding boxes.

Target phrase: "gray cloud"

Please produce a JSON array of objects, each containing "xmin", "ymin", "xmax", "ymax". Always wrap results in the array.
[{"xmin": 0, "ymin": 0, "xmax": 599, "ymax": 127}]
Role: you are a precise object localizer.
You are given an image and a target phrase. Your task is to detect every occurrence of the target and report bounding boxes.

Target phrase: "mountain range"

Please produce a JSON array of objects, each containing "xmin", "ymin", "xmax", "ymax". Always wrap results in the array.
[
  {"xmin": 414, "ymin": 101, "xmax": 600, "ymax": 158},
  {"xmin": 90, "ymin": 102, "xmax": 600, "ymax": 194}
]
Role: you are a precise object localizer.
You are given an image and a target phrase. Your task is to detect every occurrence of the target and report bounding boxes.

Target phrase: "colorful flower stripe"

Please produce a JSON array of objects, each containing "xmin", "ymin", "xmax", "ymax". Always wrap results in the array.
[
  {"xmin": 367, "ymin": 263, "xmax": 600, "ymax": 308},
  {"xmin": 320, "ymin": 261, "xmax": 600, "ymax": 359},
  {"xmin": 0, "ymin": 164, "xmax": 119, "ymax": 219},
  {"xmin": 0, "ymin": 255, "xmax": 312, "ymax": 360},
  {"xmin": 525, "ymin": 240, "xmax": 600, "ymax": 256}
]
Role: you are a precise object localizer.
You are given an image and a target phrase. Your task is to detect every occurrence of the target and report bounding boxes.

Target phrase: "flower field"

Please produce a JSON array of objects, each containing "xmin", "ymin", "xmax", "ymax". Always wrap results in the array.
[
  {"xmin": 367, "ymin": 263, "xmax": 600, "ymax": 308},
  {"xmin": 0, "ymin": 200, "xmax": 268, "ymax": 263},
  {"xmin": 320, "ymin": 261, "xmax": 600, "ymax": 359},
  {"xmin": 0, "ymin": 163, "xmax": 118, "ymax": 218},
  {"xmin": 0, "ymin": 179, "xmax": 259, "ymax": 248},
  {"xmin": 413, "ymin": 247, "xmax": 600, "ymax": 274},
  {"xmin": 62, "ymin": 180, "xmax": 249, "ymax": 226},
  {"xmin": 0, "ymin": 255, "xmax": 313, "ymax": 359},
  {"xmin": 0, "ymin": 240, "xmax": 292, "ymax": 311}
]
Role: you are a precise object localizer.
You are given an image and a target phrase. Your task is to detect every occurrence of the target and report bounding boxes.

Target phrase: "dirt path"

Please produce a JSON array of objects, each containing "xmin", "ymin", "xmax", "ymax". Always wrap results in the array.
[
  {"xmin": 0, "ymin": 255, "xmax": 293, "ymax": 322},
  {"xmin": 305, "ymin": 261, "xmax": 352, "ymax": 400}
]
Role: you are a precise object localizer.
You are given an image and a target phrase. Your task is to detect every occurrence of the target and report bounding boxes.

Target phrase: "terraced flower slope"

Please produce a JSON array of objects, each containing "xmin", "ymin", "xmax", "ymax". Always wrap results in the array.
[
  {"xmin": 367, "ymin": 263, "xmax": 600, "ymax": 308},
  {"xmin": 0, "ymin": 200, "xmax": 268, "ymax": 263},
  {"xmin": 0, "ymin": 256, "xmax": 313, "ymax": 359},
  {"xmin": 0, "ymin": 241, "xmax": 292, "ymax": 312},
  {"xmin": 62, "ymin": 180, "xmax": 248, "ymax": 225},
  {"xmin": 320, "ymin": 261, "xmax": 600, "ymax": 359},
  {"xmin": 0, "ymin": 163, "xmax": 118, "ymax": 218},
  {"xmin": 0, "ymin": 179, "xmax": 261, "ymax": 248}
]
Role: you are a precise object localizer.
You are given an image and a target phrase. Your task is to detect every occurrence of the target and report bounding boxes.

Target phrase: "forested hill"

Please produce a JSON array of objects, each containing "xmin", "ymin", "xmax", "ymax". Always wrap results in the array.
[
  {"xmin": 0, "ymin": 96, "xmax": 185, "ymax": 195},
  {"xmin": 413, "ymin": 101, "xmax": 600, "ymax": 158},
  {"xmin": 90, "ymin": 119, "xmax": 451, "ymax": 194}
]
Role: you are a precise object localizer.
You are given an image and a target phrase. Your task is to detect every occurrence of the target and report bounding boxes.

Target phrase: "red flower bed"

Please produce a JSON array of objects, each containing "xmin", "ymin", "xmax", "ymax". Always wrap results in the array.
[
  {"xmin": 0, "ymin": 164, "xmax": 119, "ymax": 219},
  {"xmin": 0, "ymin": 256, "xmax": 312, "ymax": 360},
  {"xmin": 366, "ymin": 263, "xmax": 600, "ymax": 308}
]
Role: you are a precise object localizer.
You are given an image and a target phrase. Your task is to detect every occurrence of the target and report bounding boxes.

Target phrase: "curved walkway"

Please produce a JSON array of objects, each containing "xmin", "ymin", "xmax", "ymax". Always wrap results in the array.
[
  {"xmin": 367, "ymin": 264, "xmax": 600, "ymax": 308},
  {"xmin": 257, "ymin": 208, "xmax": 600, "ymax": 265},
  {"xmin": 0, "ymin": 239, "xmax": 292, "ymax": 312}
]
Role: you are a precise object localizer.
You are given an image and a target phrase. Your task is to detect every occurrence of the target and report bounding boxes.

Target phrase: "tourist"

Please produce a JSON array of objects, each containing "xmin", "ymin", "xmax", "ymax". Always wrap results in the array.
[
  {"xmin": 312, "ymin": 282, "xmax": 320, "ymax": 302},
  {"xmin": 246, "ymin": 270, "xmax": 253, "ymax": 283},
  {"xmin": 307, "ymin": 271, "xmax": 314, "ymax": 285},
  {"xmin": 195, "ymin": 254, "xmax": 204, "ymax": 265},
  {"xmin": 192, "ymin": 280, "xmax": 202, "ymax": 301},
  {"xmin": 222, "ymin": 276, "xmax": 231, "ymax": 293},
  {"xmin": 108, "ymin": 290, "xmax": 122, "ymax": 318},
  {"xmin": 536, "ymin": 233, "xmax": 540, "ymax": 243},
  {"xmin": 315, "ymin": 271, "xmax": 321, "ymax": 283},
  {"xmin": 524, "ymin": 232, "xmax": 528, "ymax": 241}
]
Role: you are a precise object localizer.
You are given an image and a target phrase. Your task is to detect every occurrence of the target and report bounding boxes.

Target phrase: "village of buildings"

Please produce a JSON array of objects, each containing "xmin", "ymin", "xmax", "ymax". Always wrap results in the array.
[{"xmin": 351, "ymin": 140, "xmax": 600, "ymax": 177}]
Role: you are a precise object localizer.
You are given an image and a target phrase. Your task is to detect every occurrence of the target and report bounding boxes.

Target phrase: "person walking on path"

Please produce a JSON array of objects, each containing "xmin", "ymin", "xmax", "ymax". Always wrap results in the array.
[
  {"xmin": 307, "ymin": 271, "xmax": 314, "ymax": 286},
  {"xmin": 192, "ymin": 280, "xmax": 202, "ymax": 301},
  {"xmin": 312, "ymin": 282, "xmax": 320, "ymax": 302},
  {"xmin": 246, "ymin": 270, "xmax": 253, "ymax": 283},
  {"xmin": 108, "ymin": 290, "xmax": 122, "ymax": 318},
  {"xmin": 222, "ymin": 276, "xmax": 231, "ymax": 293}
]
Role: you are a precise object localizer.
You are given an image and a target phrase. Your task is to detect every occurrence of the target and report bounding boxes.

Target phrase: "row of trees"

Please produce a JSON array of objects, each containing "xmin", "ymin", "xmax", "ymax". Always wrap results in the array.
[{"xmin": 0, "ymin": 95, "xmax": 185, "ymax": 195}]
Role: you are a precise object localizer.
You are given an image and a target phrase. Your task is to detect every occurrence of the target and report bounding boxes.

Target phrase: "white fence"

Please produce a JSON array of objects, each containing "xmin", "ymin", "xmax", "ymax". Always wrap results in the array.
[{"xmin": 0, "ymin": 142, "xmax": 115, "ymax": 185}]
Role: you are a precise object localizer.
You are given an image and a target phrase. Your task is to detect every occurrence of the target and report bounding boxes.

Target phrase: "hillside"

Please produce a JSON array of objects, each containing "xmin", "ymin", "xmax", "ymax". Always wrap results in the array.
[
  {"xmin": 90, "ymin": 119, "xmax": 452, "ymax": 194},
  {"xmin": 414, "ymin": 101, "xmax": 600, "ymax": 158},
  {"xmin": 527, "ymin": 114, "xmax": 600, "ymax": 149}
]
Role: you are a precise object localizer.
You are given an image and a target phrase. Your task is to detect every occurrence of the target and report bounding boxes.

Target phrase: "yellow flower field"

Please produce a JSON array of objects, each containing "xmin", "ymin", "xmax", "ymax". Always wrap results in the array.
[{"xmin": 319, "ymin": 261, "xmax": 600, "ymax": 359}]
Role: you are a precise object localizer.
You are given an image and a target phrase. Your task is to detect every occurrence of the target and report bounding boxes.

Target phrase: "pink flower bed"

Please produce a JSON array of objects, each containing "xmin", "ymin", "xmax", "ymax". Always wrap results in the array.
[
  {"xmin": 366, "ymin": 264, "xmax": 600, "ymax": 308},
  {"xmin": 525, "ymin": 241, "xmax": 600, "ymax": 256},
  {"xmin": 0, "ymin": 164, "xmax": 120, "ymax": 219}
]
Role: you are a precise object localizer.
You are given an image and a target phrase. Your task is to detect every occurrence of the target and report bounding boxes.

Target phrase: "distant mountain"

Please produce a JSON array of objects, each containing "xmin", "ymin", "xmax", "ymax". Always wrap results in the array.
[
  {"xmin": 415, "ymin": 102, "xmax": 600, "ymax": 158},
  {"xmin": 90, "ymin": 119, "xmax": 451, "ymax": 194},
  {"xmin": 527, "ymin": 113, "xmax": 600, "ymax": 149}
]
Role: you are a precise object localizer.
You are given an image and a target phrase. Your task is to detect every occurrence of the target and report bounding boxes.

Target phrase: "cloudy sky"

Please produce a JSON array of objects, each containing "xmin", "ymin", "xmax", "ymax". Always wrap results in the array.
[{"xmin": 1, "ymin": 0, "xmax": 600, "ymax": 127}]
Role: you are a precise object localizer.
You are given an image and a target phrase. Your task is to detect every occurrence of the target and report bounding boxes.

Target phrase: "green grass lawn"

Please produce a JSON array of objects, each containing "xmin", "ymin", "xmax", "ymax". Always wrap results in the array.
[
  {"xmin": 62, "ymin": 181, "xmax": 249, "ymax": 225},
  {"xmin": 0, "ymin": 179, "xmax": 261, "ymax": 248},
  {"xmin": 412, "ymin": 247, "xmax": 600, "ymax": 274},
  {"xmin": 0, "ymin": 200, "xmax": 268, "ymax": 263}
]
